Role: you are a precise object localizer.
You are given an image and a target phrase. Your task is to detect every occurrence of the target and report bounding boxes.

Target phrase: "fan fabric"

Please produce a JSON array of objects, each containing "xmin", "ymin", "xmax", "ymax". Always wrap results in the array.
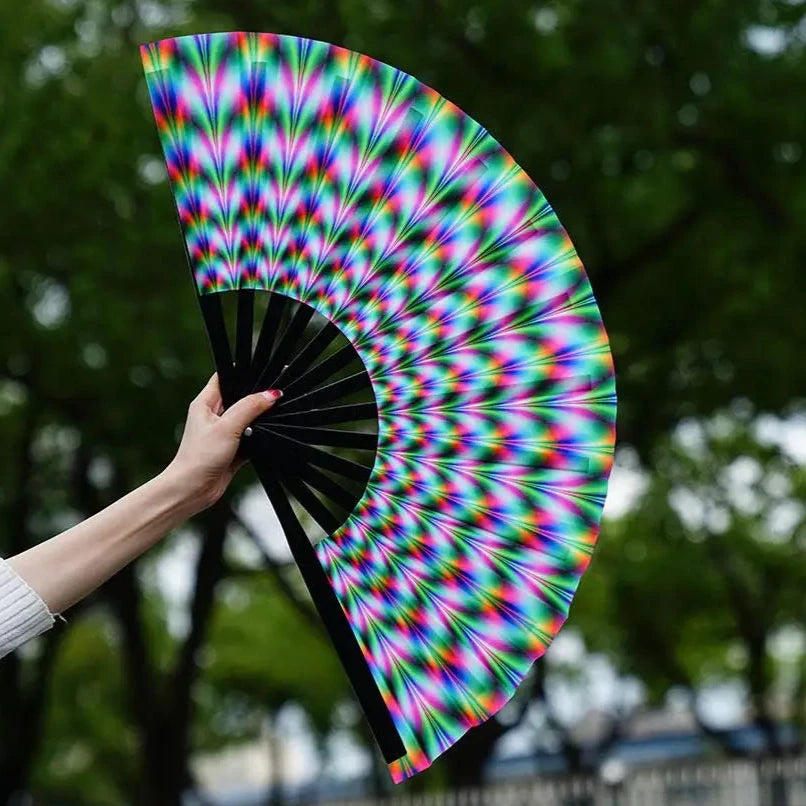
[{"xmin": 141, "ymin": 31, "xmax": 617, "ymax": 781}]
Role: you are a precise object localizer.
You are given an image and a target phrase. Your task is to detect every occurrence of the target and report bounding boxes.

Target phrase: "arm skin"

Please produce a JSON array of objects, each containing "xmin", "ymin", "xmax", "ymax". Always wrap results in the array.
[{"xmin": 7, "ymin": 375, "xmax": 282, "ymax": 614}]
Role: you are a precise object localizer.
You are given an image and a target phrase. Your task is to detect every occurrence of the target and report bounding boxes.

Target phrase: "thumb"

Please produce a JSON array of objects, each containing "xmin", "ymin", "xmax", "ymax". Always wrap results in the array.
[{"xmin": 221, "ymin": 389, "xmax": 283, "ymax": 435}]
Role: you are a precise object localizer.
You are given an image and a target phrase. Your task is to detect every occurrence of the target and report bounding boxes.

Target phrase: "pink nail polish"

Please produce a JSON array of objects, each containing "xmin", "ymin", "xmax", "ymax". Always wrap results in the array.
[{"xmin": 263, "ymin": 389, "xmax": 283, "ymax": 400}]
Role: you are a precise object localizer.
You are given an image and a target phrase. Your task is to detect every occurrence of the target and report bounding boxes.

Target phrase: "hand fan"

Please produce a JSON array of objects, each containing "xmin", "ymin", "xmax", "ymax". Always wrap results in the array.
[{"xmin": 140, "ymin": 31, "xmax": 616, "ymax": 782}]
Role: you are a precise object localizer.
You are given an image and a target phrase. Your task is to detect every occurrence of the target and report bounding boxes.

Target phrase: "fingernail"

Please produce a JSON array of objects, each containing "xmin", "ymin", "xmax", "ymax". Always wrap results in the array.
[{"xmin": 262, "ymin": 389, "xmax": 283, "ymax": 401}]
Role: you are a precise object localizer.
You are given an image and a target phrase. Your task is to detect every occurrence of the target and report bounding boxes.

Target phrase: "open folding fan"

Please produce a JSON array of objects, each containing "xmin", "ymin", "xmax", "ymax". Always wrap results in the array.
[{"xmin": 140, "ymin": 31, "xmax": 616, "ymax": 781}]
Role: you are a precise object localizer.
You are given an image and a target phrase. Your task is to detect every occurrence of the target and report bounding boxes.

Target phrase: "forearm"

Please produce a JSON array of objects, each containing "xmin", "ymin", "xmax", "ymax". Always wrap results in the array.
[
  {"xmin": 7, "ymin": 467, "xmax": 201, "ymax": 614},
  {"xmin": 1, "ymin": 376, "xmax": 277, "ymax": 626}
]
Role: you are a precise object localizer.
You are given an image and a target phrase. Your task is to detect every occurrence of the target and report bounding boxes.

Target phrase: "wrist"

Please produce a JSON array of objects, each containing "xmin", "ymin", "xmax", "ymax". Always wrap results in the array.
[{"xmin": 158, "ymin": 461, "xmax": 210, "ymax": 518}]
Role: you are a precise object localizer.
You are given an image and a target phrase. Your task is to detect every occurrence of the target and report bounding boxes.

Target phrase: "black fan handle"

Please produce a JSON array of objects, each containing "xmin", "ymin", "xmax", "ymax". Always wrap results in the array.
[{"xmin": 252, "ymin": 457, "xmax": 406, "ymax": 763}]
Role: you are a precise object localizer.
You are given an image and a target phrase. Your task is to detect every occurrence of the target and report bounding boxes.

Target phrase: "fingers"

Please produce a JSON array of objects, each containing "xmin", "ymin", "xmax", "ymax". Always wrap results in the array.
[
  {"xmin": 194, "ymin": 374, "xmax": 223, "ymax": 412},
  {"xmin": 221, "ymin": 389, "xmax": 283, "ymax": 435}
]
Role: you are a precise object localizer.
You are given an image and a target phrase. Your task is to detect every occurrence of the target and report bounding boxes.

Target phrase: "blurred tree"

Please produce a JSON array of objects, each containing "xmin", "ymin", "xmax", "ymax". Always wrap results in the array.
[
  {"xmin": 0, "ymin": 0, "xmax": 804, "ymax": 801},
  {"xmin": 575, "ymin": 410, "xmax": 806, "ymax": 756},
  {"xmin": 0, "ymin": 0, "xmax": 242, "ymax": 802},
  {"xmin": 194, "ymin": 572, "xmax": 348, "ymax": 801},
  {"xmin": 28, "ymin": 612, "xmax": 138, "ymax": 805}
]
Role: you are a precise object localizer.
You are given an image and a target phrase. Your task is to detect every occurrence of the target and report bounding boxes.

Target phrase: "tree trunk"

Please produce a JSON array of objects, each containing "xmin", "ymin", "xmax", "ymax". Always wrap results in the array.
[
  {"xmin": 265, "ymin": 711, "xmax": 285, "ymax": 806},
  {"xmin": 109, "ymin": 500, "xmax": 230, "ymax": 805},
  {"xmin": 0, "ymin": 395, "xmax": 64, "ymax": 800}
]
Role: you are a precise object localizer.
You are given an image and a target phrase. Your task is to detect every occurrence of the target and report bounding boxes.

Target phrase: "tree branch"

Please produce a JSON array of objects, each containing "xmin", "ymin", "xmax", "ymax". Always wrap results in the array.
[
  {"xmin": 172, "ymin": 501, "xmax": 230, "ymax": 719},
  {"xmin": 676, "ymin": 129, "xmax": 789, "ymax": 229},
  {"xmin": 594, "ymin": 204, "xmax": 701, "ymax": 306},
  {"xmin": 228, "ymin": 505, "xmax": 323, "ymax": 634}
]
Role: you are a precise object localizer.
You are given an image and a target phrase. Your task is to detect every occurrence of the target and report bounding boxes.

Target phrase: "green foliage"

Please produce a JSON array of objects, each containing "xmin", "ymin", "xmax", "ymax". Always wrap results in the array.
[
  {"xmin": 195, "ymin": 573, "xmax": 349, "ymax": 750},
  {"xmin": 0, "ymin": 0, "xmax": 803, "ymax": 799},
  {"xmin": 575, "ymin": 411, "xmax": 806, "ymax": 711},
  {"xmin": 31, "ymin": 612, "xmax": 137, "ymax": 805}
]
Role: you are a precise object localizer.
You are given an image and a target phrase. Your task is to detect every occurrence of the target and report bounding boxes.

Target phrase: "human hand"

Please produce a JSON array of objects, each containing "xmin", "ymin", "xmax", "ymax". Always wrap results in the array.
[{"xmin": 165, "ymin": 374, "xmax": 282, "ymax": 512}]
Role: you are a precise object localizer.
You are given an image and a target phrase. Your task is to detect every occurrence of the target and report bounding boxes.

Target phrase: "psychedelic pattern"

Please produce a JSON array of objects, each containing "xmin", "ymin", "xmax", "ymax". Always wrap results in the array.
[{"xmin": 141, "ymin": 32, "xmax": 617, "ymax": 781}]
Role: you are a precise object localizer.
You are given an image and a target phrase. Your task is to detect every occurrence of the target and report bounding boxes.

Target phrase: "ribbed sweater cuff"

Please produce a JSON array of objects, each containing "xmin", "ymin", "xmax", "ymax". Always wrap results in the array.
[{"xmin": 0, "ymin": 557, "xmax": 55, "ymax": 659}]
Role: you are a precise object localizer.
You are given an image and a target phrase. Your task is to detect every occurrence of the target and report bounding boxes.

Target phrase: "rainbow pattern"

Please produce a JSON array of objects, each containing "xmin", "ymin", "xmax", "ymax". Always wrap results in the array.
[{"xmin": 141, "ymin": 32, "xmax": 616, "ymax": 781}]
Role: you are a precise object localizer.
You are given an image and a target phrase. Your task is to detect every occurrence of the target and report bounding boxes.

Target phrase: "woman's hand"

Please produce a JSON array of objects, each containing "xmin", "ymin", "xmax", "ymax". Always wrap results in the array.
[
  {"xmin": 165, "ymin": 374, "xmax": 282, "ymax": 513},
  {"xmin": 5, "ymin": 376, "xmax": 281, "ymax": 617}
]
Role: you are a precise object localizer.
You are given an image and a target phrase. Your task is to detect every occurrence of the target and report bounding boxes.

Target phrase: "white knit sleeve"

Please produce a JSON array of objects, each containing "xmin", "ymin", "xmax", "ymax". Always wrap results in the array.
[{"xmin": 0, "ymin": 557, "xmax": 55, "ymax": 659}]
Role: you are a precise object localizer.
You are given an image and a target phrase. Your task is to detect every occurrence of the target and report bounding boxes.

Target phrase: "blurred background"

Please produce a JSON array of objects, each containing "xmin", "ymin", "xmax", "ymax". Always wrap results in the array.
[{"xmin": 1, "ymin": 0, "xmax": 805, "ymax": 804}]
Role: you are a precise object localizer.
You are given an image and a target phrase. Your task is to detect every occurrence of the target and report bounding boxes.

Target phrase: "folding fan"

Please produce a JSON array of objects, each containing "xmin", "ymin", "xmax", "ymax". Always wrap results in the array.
[{"xmin": 140, "ymin": 32, "xmax": 616, "ymax": 782}]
